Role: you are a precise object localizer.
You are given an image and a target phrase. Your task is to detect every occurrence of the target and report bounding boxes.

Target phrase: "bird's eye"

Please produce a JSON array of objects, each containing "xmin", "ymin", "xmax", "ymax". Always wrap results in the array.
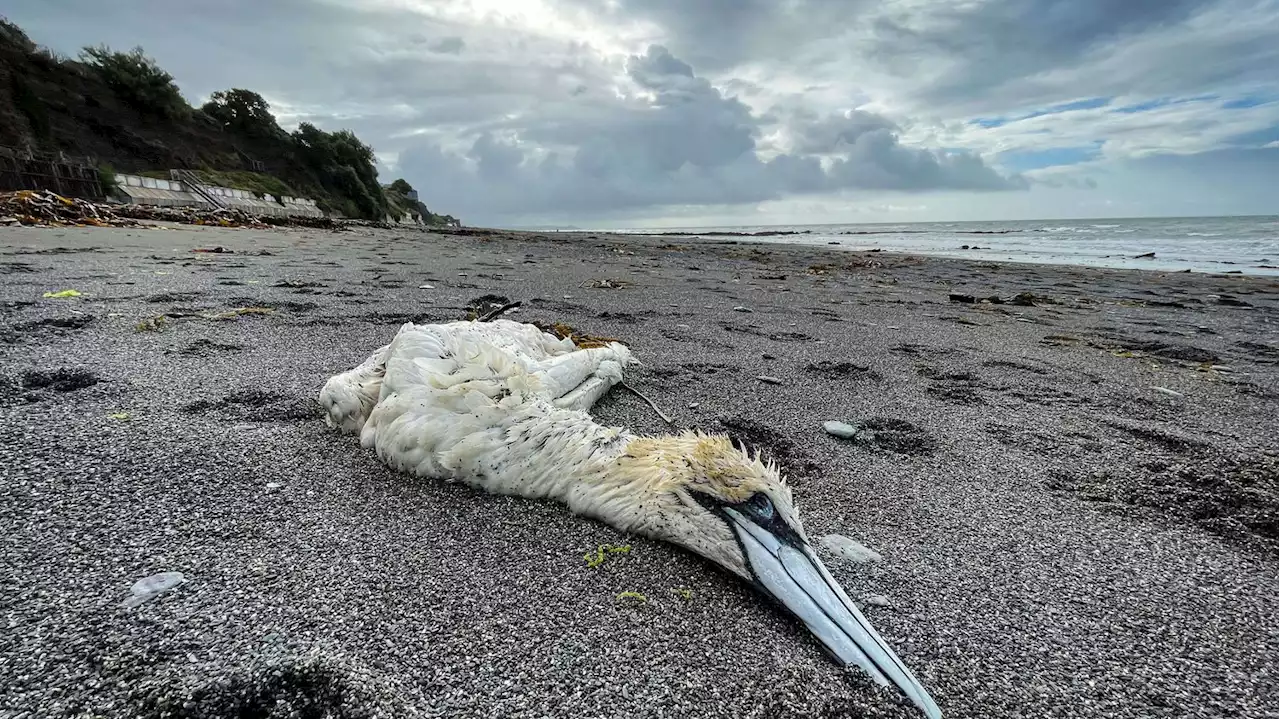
[{"xmin": 745, "ymin": 492, "xmax": 774, "ymax": 519}]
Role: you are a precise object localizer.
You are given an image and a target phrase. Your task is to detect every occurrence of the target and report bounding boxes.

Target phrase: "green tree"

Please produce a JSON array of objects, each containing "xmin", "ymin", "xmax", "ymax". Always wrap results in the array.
[
  {"xmin": 388, "ymin": 178, "xmax": 414, "ymax": 195},
  {"xmin": 79, "ymin": 45, "xmax": 188, "ymax": 121},
  {"xmin": 290, "ymin": 122, "xmax": 388, "ymax": 219},
  {"xmin": 202, "ymin": 88, "xmax": 282, "ymax": 137}
]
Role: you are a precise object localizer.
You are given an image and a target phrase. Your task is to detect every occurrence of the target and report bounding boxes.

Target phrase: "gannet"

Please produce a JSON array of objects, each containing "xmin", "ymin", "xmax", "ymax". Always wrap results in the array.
[{"xmin": 319, "ymin": 318, "xmax": 942, "ymax": 718}]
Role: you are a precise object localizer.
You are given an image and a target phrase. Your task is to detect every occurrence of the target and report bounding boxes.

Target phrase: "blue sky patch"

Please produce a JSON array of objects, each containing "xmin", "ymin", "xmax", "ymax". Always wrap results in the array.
[
  {"xmin": 971, "ymin": 96, "xmax": 1112, "ymax": 128},
  {"xmin": 998, "ymin": 144, "xmax": 1103, "ymax": 171},
  {"xmin": 1222, "ymin": 93, "xmax": 1278, "ymax": 109},
  {"xmin": 1112, "ymin": 94, "xmax": 1219, "ymax": 113}
]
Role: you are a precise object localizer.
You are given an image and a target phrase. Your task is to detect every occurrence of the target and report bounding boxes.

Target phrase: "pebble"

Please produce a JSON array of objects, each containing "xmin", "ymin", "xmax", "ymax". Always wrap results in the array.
[
  {"xmin": 1151, "ymin": 386, "xmax": 1184, "ymax": 397},
  {"xmin": 418, "ymin": 284, "xmax": 435, "ymax": 289},
  {"xmin": 822, "ymin": 420, "xmax": 858, "ymax": 439},
  {"xmin": 820, "ymin": 534, "xmax": 883, "ymax": 563},
  {"xmin": 756, "ymin": 375, "xmax": 782, "ymax": 385},
  {"xmin": 123, "ymin": 571, "xmax": 185, "ymax": 608},
  {"xmin": 733, "ymin": 306, "xmax": 752, "ymax": 312}
]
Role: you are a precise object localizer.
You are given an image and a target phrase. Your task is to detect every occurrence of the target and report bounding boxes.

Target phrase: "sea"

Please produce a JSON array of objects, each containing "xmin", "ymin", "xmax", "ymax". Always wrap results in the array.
[{"xmin": 605, "ymin": 216, "xmax": 1279, "ymax": 276}]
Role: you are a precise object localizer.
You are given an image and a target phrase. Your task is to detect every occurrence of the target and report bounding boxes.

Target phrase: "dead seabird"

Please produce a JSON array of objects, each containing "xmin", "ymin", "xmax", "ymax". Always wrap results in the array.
[{"xmin": 319, "ymin": 318, "xmax": 942, "ymax": 718}]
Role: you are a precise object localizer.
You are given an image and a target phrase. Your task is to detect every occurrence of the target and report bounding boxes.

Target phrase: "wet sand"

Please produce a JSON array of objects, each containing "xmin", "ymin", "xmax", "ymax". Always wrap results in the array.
[{"xmin": 1, "ymin": 221, "xmax": 1276, "ymax": 719}]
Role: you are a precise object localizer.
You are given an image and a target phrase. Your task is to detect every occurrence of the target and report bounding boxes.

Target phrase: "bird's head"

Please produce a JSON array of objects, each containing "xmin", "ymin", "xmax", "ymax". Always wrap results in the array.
[{"xmin": 614, "ymin": 432, "xmax": 941, "ymax": 719}]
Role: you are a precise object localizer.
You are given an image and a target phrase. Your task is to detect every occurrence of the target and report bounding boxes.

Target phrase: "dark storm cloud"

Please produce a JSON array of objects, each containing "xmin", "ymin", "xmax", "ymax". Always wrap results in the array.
[
  {"xmin": 393, "ymin": 45, "xmax": 1023, "ymax": 222},
  {"xmin": 863, "ymin": 0, "xmax": 1278, "ymax": 113}
]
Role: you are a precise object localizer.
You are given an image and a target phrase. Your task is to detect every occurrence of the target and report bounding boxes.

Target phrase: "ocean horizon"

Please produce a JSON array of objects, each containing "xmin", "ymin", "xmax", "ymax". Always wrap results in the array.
[{"xmin": 561, "ymin": 214, "xmax": 1280, "ymax": 276}]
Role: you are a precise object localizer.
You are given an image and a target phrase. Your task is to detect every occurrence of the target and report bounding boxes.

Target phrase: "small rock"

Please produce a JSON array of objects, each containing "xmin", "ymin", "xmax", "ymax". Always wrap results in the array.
[
  {"xmin": 688, "ymin": 402, "xmax": 700, "ymax": 409},
  {"xmin": 1151, "ymin": 386, "xmax": 1183, "ymax": 397},
  {"xmin": 265, "ymin": 482, "xmax": 283, "ymax": 490},
  {"xmin": 733, "ymin": 306, "xmax": 753, "ymax": 313},
  {"xmin": 820, "ymin": 534, "xmax": 883, "ymax": 563},
  {"xmin": 948, "ymin": 293, "xmax": 976, "ymax": 303},
  {"xmin": 756, "ymin": 375, "xmax": 783, "ymax": 385},
  {"xmin": 418, "ymin": 284, "xmax": 435, "ymax": 289},
  {"xmin": 123, "ymin": 571, "xmax": 185, "ymax": 608},
  {"xmin": 823, "ymin": 421, "xmax": 858, "ymax": 439},
  {"xmin": 859, "ymin": 593, "xmax": 892, "ymax": 608},
  {"xmin": 1134, "ymin": 252, "xmax": 1156, "ymax": 259}
]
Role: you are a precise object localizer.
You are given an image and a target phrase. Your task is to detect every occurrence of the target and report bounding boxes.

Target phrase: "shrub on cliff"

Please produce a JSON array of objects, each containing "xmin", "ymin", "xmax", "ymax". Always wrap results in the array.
[
  {"xmin": 80, "ymin": 45, "xmax": 188, "ymax": 121},
  {"xmin": 202, "ymin": 88, "xmax": 284, "ymax": 139}
]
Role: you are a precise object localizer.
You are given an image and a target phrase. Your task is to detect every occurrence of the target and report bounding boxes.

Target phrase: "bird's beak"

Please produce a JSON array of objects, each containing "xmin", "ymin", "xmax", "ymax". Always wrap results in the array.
[{"xmin": 723, "ymin": 507, "xmax": 942, "ymax": 719}]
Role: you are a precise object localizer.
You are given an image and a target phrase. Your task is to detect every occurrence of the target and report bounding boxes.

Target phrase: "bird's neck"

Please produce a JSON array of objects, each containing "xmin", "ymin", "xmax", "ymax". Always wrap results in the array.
[{"xmin": 474, "ymin": 408, "xmax": 690, "ymax": 536}]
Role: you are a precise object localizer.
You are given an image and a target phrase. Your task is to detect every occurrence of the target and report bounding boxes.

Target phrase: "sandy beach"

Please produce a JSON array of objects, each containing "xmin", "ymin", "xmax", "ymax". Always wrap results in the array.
[{"xmin": 1, "ymin": 221, "xmax": 1276, "ymax": 719}]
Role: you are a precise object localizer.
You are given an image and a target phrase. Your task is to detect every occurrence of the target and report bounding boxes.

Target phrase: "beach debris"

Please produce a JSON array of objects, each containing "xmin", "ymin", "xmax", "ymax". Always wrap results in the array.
[
  {"xmin": 756, "ymin": 375, "xmax": 783, "ymax": 385},
  {"xmin": 42, "ymin": 289, "xmax": 82, "ymax": 298},
  {"xmin": 123, "ymin": 571, "xmax": 186, "ymax": 608},
  {"xmin": 621, "ymin": 383, "xmax": 673, "ymax": 424},
  {"xmin": 531, "ymin": 320, "xmax": 623, "ymax": 349},
  {"xmin": 820, "ymin": 534, "xmax": 884, "ymax": 564},
  {"xmin": 1134, "ymin": 252, "xmax": 1156, "ymax": 259},
  {"xmin": 0, "ymin": 190, "xmax": 337, "ymax": 230},
  {"xmin": 207, "ymin": 307, "xmax": 274, "ymax": 321},
  {"xmin": 859, "ymin": 593, "xmax": 892, "ymax": 608},
  {"xmin": 823, "ymin": 421, "xmax": 859, "ymax": 439},
  {"xmin": 418, "ymin": 284, "xmax": 435, "ymax": 289},
  {"xmin": 136, "ymin": 315, "xmax": 169, "ymax": 332},
  {"xmin": 948, "ymin": 292, "xmax": 1055, "ymax": 306},
  {"xmin": 732, "ymin": 306, "xmax": 753, "ymax": 312},
  {"xmin": 1152, "ymin": 386, "xmax": 1184, "ymax": 398},
  {"xmin": 192, "ymin": 246, "xmax": 232, "ymax": 254},
  {"xmin": 477, "ymin": 300, "xmax": 522, "ymax": 322},
  {"xmin": 137, "ymin": 307, "xmax": 273, "ymax": 332},
  {"xmin": 669, "ymin": 587, "xmax": 694, "ymax": 600},
  {"xmin": 107, "ymin": 411, "xmax": 132, "ymax": 421},
  {"xmin": 584, "ymin": 544, "xmax": 631, "ymax": 568},
  {"xmin": 615, "ymin": 591, "xmax": 648, "ymax": 605},
  {"xmin": 581, "ymin": 278, "xmax": 631, "ymax": 289},
  {"xmin": 265, "ymin": 482, "xmax": 283, "ymax": 490},
  {"xmin": 2, "ymin": 189, "xmax": 138, "ymax": 228}
]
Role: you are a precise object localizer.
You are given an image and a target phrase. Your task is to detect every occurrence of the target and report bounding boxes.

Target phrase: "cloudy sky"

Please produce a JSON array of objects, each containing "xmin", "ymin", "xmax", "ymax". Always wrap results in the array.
[{"xmin": 12, "ymin": 0, "xmax": 1279, "ymax": 227}]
